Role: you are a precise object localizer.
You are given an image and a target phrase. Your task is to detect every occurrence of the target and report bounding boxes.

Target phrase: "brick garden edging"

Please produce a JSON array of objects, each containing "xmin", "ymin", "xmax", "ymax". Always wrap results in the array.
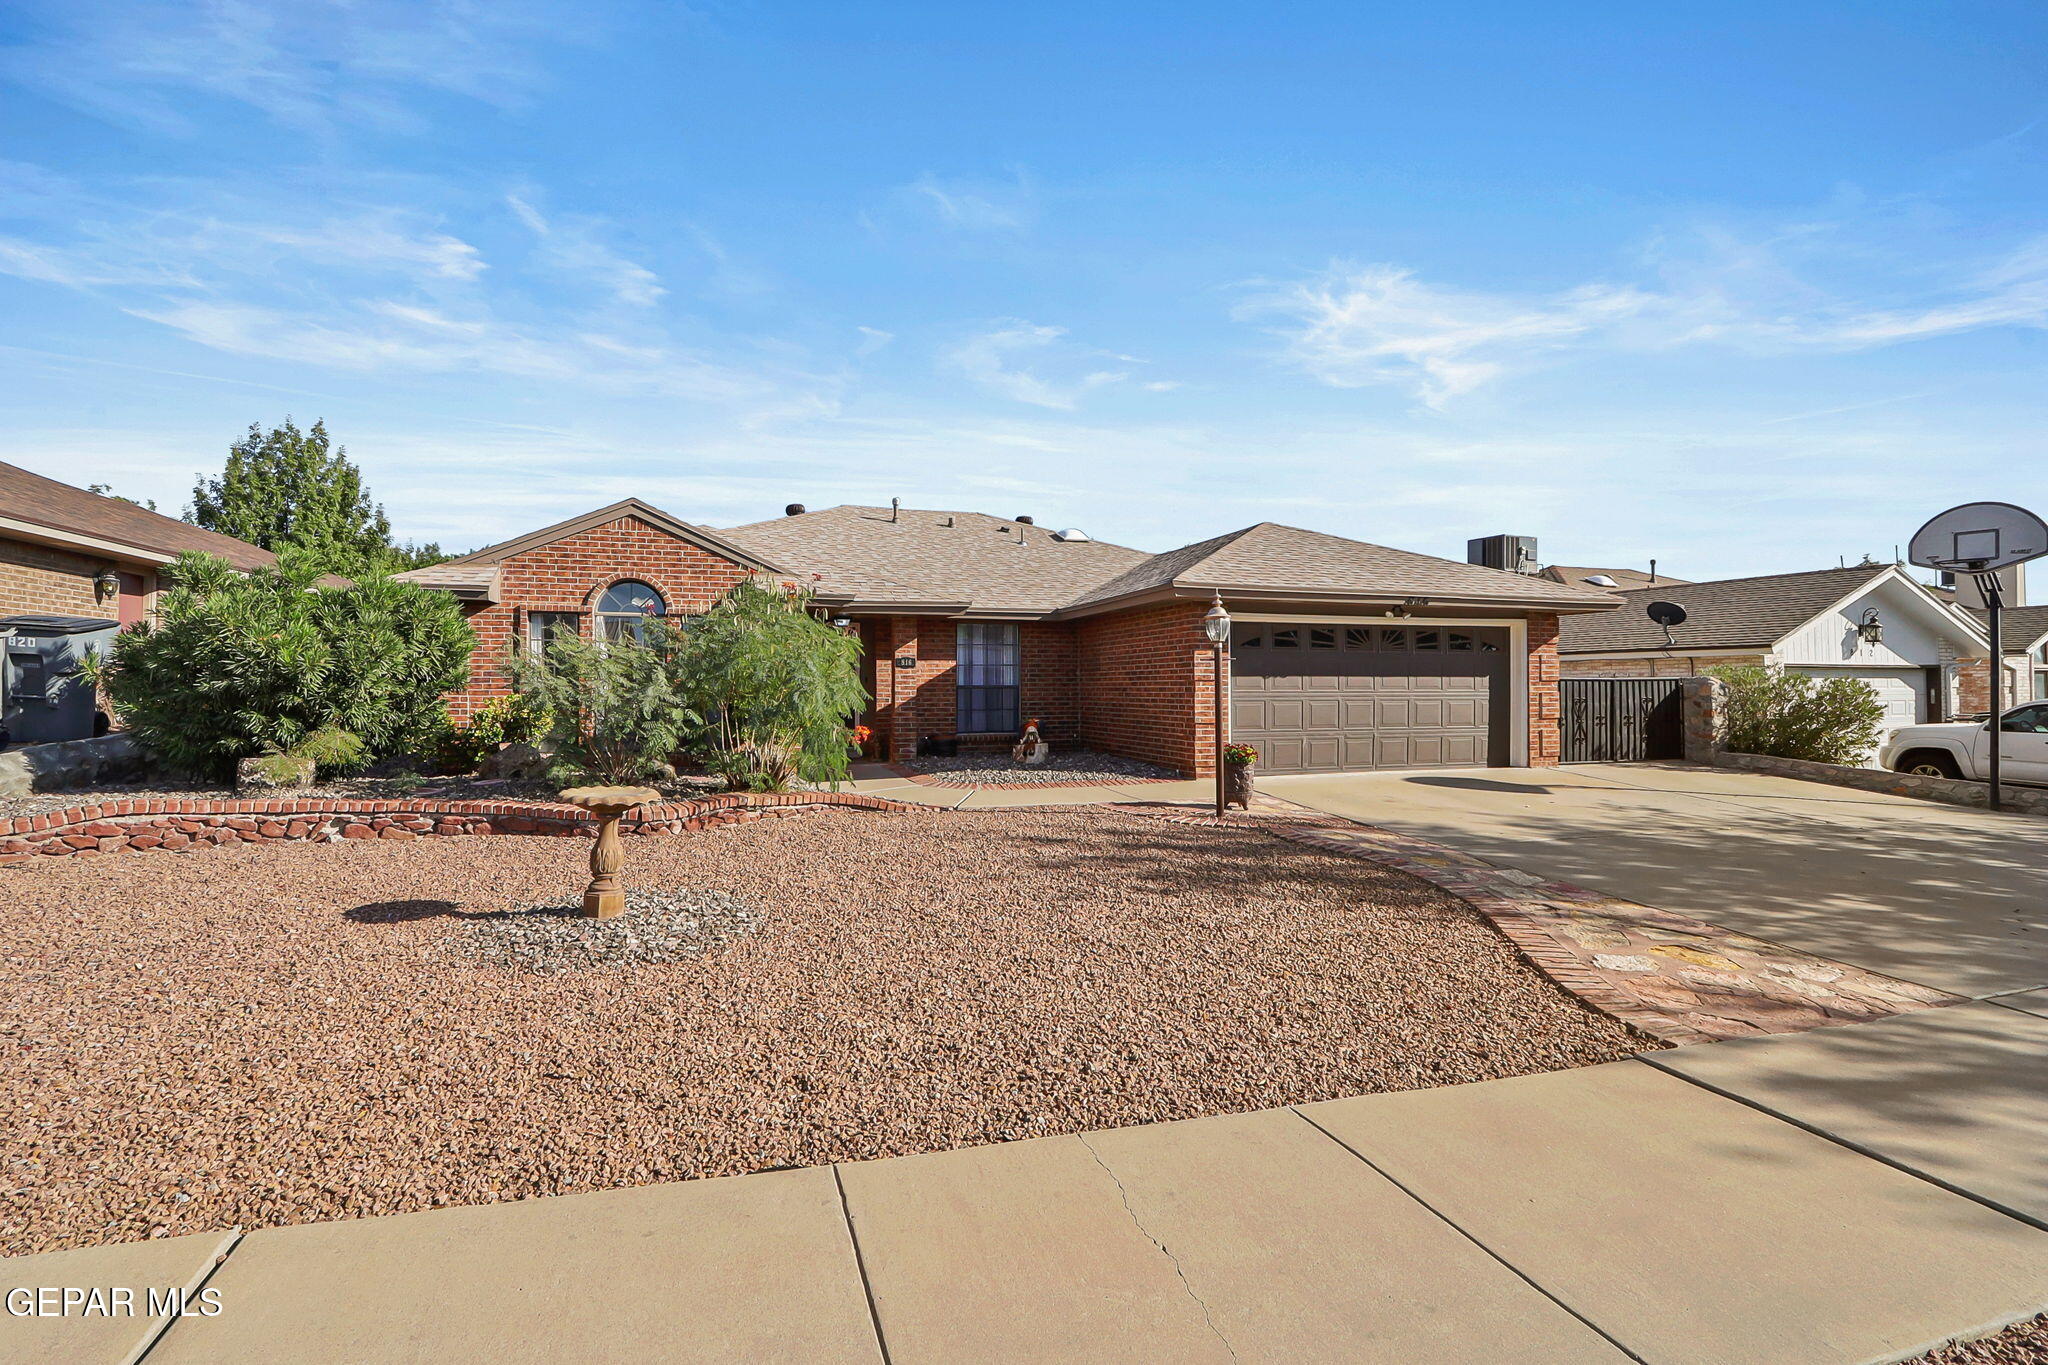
[
  {"xmin": 0, "ymin": 791, "xmax": 912, "ymax": 864},
  {"xmin": 1116, "ymin": 794, "xmax": 1958, "ymax": 1045}
]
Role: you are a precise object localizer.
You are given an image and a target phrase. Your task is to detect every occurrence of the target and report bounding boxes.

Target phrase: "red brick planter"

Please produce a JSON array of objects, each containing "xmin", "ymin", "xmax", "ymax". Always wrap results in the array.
[{"xmin": 0, "ymin": 791, "xmax": 910, "ymax": 863}]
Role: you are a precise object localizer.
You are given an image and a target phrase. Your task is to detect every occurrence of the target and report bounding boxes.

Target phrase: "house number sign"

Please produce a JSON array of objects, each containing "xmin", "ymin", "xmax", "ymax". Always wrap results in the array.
[{"xmin": 893, "ymin": 656, "xmax": 917, "ymax": 669}]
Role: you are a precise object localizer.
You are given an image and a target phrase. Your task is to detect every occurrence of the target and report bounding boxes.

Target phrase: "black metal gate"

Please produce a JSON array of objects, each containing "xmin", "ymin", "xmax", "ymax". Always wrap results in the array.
[{"xmin": 1561, "ymin": 678, "xmax": 1685, "ymax": 763}]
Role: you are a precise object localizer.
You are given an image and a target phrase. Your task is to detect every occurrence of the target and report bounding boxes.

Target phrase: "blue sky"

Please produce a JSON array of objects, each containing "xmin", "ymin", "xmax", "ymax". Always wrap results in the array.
[{"xmin": 3, "ymin": 2, "xmax": 2046, "ymax": 589}]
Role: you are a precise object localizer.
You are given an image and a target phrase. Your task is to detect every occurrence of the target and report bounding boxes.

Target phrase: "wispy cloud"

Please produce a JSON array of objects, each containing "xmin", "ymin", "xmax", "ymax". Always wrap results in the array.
[
  {"xmin": 903, "ymin": 171, "xmax": 1036, "ymax": 232},
  {"xmin": 0, "ymin": 0, "xmax": 575, "ymax": 134},
  {"xmin": 506, "ymin": 193, "xmax": 664, "ymax": 306},
  {"xmin": 942, "ymin": 321, "xmax": 1130, "ymax": 409},
  {"xmin": 1244, "ymin": 227, "xmax": 2048, "ymax": 406}
]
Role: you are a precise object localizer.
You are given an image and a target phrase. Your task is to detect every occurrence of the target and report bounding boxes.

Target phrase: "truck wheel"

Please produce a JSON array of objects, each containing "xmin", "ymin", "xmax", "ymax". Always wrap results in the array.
[{"xmin": 1895, "ymin": 750, "xmax": 1962, "ymax": 779}]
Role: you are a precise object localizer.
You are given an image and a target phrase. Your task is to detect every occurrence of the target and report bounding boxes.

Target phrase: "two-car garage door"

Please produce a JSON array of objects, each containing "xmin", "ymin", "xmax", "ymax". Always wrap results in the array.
[{"xmin": 1231, "ymin": 622, "xmax": 1510, "ymax": 774}]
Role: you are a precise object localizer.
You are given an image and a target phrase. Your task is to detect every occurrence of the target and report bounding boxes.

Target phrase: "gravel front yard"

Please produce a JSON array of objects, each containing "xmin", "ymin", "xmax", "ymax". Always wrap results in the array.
[{"xmin": 1, "ymin": 807, "xmax": 1649, "ymax": 1256}]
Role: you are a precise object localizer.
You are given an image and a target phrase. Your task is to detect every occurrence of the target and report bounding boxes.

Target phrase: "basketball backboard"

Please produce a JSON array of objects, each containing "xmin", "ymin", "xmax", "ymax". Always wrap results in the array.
[{"xmin": 1908, "ymin": 502, "xmax": 2048, "ymax": 574}]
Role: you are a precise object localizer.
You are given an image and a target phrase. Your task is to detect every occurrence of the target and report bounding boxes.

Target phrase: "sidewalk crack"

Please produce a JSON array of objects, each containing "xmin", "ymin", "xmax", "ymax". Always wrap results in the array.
[{"xmin": 1074, "ymin": 1134, "xmax": 1240, "ymax": 1362}]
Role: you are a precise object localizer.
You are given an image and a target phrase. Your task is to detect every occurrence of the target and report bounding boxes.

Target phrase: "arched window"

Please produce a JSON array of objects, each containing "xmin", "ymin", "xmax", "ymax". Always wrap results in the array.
[{"xmin": 597, "ymin": 580, "xmax": 666, "ymax": 642}]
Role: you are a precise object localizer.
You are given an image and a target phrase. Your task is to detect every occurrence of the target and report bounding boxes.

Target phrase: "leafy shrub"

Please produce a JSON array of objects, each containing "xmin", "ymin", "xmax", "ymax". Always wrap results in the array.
[
  {"xmin": 293, "ymin": 724, "xmax": 368, "ymax": 773},
  {"xmin": 89, "ymin": 550, "xmax": 474, "ymax": 780},
  {"xmin": 666, "ymin": 579, "xmax": 868, "ymax": 791},
  {"xmin": 501, "ymin": 626, "xmax": 692, "ymax": 784},
  {"xmin": 422, "ymin": 693, "xmax": 553, "ymax": 773},
  {"xmin": 1707, "ymin": 665, "xmax": 1887, "ymax": 765}
]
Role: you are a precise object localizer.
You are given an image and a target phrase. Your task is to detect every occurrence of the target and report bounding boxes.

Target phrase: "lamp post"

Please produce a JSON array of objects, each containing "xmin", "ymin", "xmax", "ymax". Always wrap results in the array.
[{"xmin": 1201, "ymin": 592, "xmax": 1231, "ymax": 818}]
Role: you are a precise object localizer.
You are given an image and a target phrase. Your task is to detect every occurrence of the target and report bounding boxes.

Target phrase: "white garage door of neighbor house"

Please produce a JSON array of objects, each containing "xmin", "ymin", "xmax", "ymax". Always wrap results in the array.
[{"xmin": 1800, "ymin": 668, "xmax": 1926, "ymax": 742}]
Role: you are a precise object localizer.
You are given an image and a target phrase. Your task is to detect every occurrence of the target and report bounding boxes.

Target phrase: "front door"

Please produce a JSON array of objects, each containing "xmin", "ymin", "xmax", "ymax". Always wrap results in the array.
[{"xmin": 116, "ymin": 572, "xmax": 148, "ymax": 626}]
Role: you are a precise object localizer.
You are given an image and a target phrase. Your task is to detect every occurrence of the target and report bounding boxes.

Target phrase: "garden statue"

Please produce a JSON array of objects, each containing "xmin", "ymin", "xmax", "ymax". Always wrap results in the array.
[
  {"xmin": 558, "ymin": 785, "xmax": 662, "ymax": 918},
  {"xmin": 1012, "ymin": 719, "xmax": 1050, "ymax": 766}
]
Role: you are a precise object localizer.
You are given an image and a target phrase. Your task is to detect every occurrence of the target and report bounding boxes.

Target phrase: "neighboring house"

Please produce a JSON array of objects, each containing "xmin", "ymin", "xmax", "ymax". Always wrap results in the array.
[
  {"xmin": 399, "ymin": 499, "xmax": 1620, "ymax": 777},
  {"xmin": 1538, "ymin": 564, "xmax": 1690, "ymax": 592},
  {"xmin": 0, "ymin": 460, "xmax": 277, "ymax": 625},
  {"xmin": 1961, "ymin": 605, "xmax": 2048, "ymax": 710},
  {"xmin": 1557, "ymin": 564, "xmax": 1993, "ymax": 742}
]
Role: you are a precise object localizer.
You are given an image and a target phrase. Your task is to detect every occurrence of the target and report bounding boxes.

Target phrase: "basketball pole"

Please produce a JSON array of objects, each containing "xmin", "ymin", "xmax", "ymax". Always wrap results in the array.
[{"xmin": 1977, "ymin": 571, "xmax": 2005, "ymax": 813}]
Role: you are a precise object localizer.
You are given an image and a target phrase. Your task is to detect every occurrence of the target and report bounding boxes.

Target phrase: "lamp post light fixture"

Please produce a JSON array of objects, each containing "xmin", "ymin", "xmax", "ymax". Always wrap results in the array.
[{"xmin": 1201, "ymin": 592, "xmax": 1231, "ymax": 818}]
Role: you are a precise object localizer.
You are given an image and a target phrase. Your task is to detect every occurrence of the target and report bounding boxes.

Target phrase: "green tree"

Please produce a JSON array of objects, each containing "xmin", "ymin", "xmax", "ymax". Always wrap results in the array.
[
  {"xmin": 189, "ymin": 419, "xmax": 397, "ymax": 576},
  {"xmin": 1707, "ymin": 664, "xmax": 1887, "ymax": 765},
  {"xmin": 667, "ymin": 579, "xmax": 868, "ymax": 790},
  {"xmin": 501, "ymin": 628, "xmax": 692, "ymax": 784},
  {"xmin": 89, "ymin": 550, "xmax": 474, "ymax": 779}
]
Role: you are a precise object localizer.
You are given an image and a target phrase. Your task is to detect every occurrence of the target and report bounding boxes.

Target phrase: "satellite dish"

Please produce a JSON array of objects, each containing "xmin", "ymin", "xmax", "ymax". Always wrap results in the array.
[
  {"xmin": 1908, "ymin": 501, "xmax": 2048, "ymax": 574},
  {"xmin": 1645, "ymin": 601, "xmax": 1687, "ymax": 627},
  {"xmin": 1645, "ymin": 600, "xmax": 1687, "ymax": 649}
]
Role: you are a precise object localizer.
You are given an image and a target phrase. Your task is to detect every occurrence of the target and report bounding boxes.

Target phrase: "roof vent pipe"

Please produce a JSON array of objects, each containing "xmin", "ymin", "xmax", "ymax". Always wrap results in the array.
[
  {"xmin": 890, "ymin": 497, "xmax": 900, "ymax": 523},
  {"xmin": 784, "ymin": 503, "xmax": 806, "ymax": 517}
]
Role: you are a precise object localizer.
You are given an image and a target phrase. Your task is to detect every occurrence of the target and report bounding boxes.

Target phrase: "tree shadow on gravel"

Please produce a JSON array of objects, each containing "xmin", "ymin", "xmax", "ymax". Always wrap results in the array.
[{"xmin": 344, "ymin": 899, "xmax": 582, "ymax": 924}]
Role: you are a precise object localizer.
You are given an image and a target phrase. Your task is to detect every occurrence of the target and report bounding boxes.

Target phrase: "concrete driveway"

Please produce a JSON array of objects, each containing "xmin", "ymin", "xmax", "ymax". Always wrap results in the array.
[{"xmin": 1265, "ymin": 762, "xmax": 2048, "ymax": 1000}]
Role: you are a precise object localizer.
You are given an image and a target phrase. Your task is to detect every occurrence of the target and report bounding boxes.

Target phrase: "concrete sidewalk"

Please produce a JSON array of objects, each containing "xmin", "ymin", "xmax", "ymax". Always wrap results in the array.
[{"xmin": 10, "ymin": 1007, "xmax": 2048, "ymax": 1364}]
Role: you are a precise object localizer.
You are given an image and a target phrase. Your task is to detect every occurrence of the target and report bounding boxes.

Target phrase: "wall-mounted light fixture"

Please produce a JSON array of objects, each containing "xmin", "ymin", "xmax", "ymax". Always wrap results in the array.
[
  {"xmin": 92, "ymin": 569, "xmax": 120, "ymax": 603},
  {"xmin": 1857, "ymin": 608, "xmax": 1884, "ymax": 645},
  {"xmin": 830, "ymin": 616, "xmax": 853, "ymax": 630}
]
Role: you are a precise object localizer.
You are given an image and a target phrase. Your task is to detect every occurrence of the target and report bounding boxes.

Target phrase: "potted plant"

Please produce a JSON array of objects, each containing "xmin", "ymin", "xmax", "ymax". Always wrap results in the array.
[{"xmin": 1223, "ymin": 742, "xmax": 1258, "ymax": 809}]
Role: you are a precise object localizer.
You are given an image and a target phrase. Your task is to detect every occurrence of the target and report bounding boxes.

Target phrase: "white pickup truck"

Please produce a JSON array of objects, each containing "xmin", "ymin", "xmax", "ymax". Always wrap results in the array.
[{"xmin": 1880, "ymin": 701, "xmax": 2048, "ymax": 785}]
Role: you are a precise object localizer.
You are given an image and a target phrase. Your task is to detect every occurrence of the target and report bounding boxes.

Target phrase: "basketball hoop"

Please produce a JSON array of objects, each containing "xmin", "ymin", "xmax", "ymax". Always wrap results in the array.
[{"xmin": 1908, "ymin": 501, "xmax": 2048, "ymax": 811}]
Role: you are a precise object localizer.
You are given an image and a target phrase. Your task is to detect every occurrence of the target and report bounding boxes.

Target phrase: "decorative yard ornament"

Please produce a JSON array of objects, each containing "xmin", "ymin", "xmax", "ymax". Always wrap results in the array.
[
  {"xmin": 1012, "ymin": 718, "xmax": 1050, "ymax": 766},
  {"xmin": 558, "ymin": 785, "xmax": 662, "ymax": 918},
  {"xmin": 1909, "ymin": 501, "xmax": 2048, "ymax": 811}
]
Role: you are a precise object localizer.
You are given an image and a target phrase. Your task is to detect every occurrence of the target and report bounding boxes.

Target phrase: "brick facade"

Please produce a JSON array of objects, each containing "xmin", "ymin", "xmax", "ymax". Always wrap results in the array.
[
  {"xmin": 445, "ymin": 514, "xmax": 759, "ymax": 719},
  {"xmin": 1075, "ymin": 599, "xmax": 1218, "ymax": 777},
  {"xmin": 1559, "ymin": 653, "xmax": 1767, "ymax": 678},
  {"xmin": 868, "ymin": 616, "xmax": 1081, "ymax": 763},
  {"xmin": 0, "ymin": 537, "xmax": 128, "ymax": 619}
]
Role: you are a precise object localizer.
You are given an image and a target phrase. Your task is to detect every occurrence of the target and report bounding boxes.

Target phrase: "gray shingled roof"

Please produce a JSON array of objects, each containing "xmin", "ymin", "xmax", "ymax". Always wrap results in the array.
[
  {"xmin": 1540, "ymin": 564, "xmax": 1691, "ymax": 591},
  {"xmin": 1061, "ymin": 523, "xmax": 1620, "ymax": 612},
  {"xmin": 0, "ymin": 459, "xmax": 277, "ymax": 572},
  {"xmin": 1557, "ymin": 564, "xmax": 1899, "ymax": 654},
  {"xmin": 1969, "ymin": 605, "xmax": 2048, "ymax": 649},
  {"xmin": 719, "ymin": 506, "xmax": 1153, "ymax": 614}
]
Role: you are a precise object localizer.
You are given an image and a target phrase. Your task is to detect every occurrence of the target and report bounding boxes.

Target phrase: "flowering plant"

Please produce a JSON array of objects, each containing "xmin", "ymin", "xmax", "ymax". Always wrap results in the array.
[
  {"xmin": 1223, "ymin": 743, "xmax": 1259, "ymax": 766},
  {"xmin": 851, "ymin": 724, "xmax": 873, "ymax": 745}
]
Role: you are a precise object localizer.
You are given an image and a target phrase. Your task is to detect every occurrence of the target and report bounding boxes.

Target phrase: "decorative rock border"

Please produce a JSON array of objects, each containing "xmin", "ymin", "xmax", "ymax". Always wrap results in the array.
[
  {"xmin": 0, "ymin": 791, "xmax": 911, "ymax": 864},
  {"xmin": 878, "ymin": 762, "xmax": 1187, "ymax": 791},
  {"xmin": 1115, "ymin": 794, "xmax": 1960, "ymax": 1045},
  {"xmin": 1710, "ymin": 749, "xmax": 2048, "ymax": 815}
]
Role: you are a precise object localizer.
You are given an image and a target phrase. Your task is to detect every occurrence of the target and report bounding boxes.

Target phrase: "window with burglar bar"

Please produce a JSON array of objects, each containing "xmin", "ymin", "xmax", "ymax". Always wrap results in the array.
[{"xmin": 956, "ymin": 623, "xmax": 1021, "ymax": 733}]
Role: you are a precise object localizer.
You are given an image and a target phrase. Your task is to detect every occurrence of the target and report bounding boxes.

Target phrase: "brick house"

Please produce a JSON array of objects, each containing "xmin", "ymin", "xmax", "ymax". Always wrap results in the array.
[
  {"xmin": 1557, "ymin": 564, "xmax": 1993, "ymax": 745},
  {"xmin": 1955, "ymin": 605, "xmax": 2048, "ymax": 713},
  {"xmin": 402, "ymin": 499, "xmax": 1618, "ymax": 777},
  {"xmin": 0, "ymin": 460, "xmax": 277, "ymax": 626}
]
